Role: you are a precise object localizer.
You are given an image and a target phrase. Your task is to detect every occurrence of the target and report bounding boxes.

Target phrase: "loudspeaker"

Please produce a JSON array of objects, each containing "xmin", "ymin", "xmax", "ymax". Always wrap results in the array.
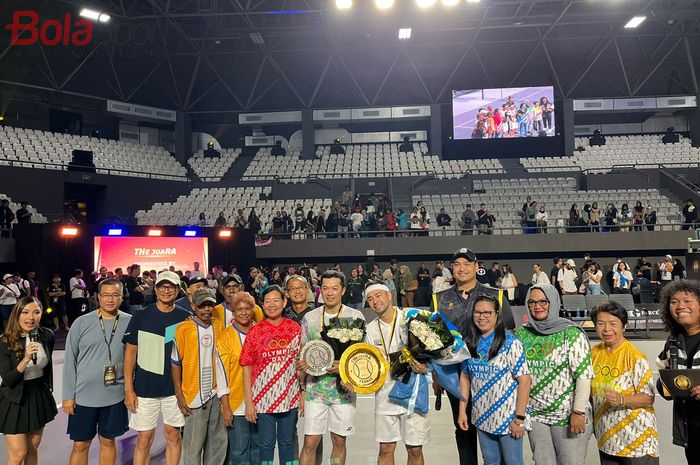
[{"xmin": 68, "ymin": 149, "xmax": 96, "ymax": 173}]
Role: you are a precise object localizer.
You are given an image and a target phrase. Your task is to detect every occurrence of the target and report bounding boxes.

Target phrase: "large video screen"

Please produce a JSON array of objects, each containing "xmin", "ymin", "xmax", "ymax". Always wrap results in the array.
[
  {"xmin": 94, "ymin": 236, "xmax": 208, "ymax": 272},
  {"xmin": 452, "ymin": 86, "xmax": 555, "ymax": 140}
]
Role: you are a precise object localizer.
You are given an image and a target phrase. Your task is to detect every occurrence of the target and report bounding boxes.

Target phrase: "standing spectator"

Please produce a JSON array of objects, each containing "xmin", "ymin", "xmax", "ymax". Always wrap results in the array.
[
  {"xmin": 486, "ymin": 262, "xmax": 501, "ymax": 288},
  {"xmin": 315, "ymin": 209, "xmax": 326, "ymax": 237},
  {"xmin": 656, "ymin": 280, "xmax": 700, "ymax": 465},
  {"xmin": 636, "ymin": 257, "xmax": 653, "ymax": 281},
  {"xmin": 248, "ymin": 208, "xmax": 261, "ymax": 234},
  {"xmin": 673, "ymin": 258, "xmax": 686, "ymax": 281},
  {"xmin": 557, "ymin": 260, "xmax": 578, "ymax": 295},
  {"xmin": 461, "ymin": 204, "xmax": 476, "ymax": 235},
  {"xmin": 458, "ymin": 295, "xmax": 531, "ymax": 465},
  {"xmin": 477, "ymin": 204, "xmax": 489, "ymax": 234},
  {"xmin": 62, "ymin": 279, "xmax": 132, "ymax": 465},
  {"xmin": 13, "ymin": 273, "xmax": 29, "ymax": 299},
  {"xmin": 644, "ymin": 204, "xmax": 657, "ymax": 231},
  {"xmin": 396, "ymin": 209, "xmax": 409, "ymax": 232},
  {"xmin": 500, "ymin": 264, "xmax": 518, "ymax": 304},
  {"xmin": 272, "ymin": 212, "xmax": 284, "ymax": 235},
  {"xmin": 618, "ymin": 204, "xmax": 633, "ymax": 232},
  {"xmin": 415, "ymin": 262, "xmax": 432, "ymax": 307},
  {"xmin": 585, "ymin": 263, "xmax": 603, "ymax": 295},
  {"xmin": 550, "ymin": 257, "xmax": 563, "ymax": 293},
  {"xmin": 0, "ymin": 199, "xmax": 14, "ymax": 237},
  {"xmin": 341, "ymin": 185, "xmax": 353, "ymax": 206},
  {"xmin": 350, "ymin": 209, "xmax": 363, "ymax": 238},
  {"xmin": 525, "ymin": 201, "xmax": 538, "ymax": 230},
  {"xmin": 214, "ymin": 211, "xmax": 227, "ymax": 228},
  {"xmin": 337, "ymin": 208, "xmax": 350, "ymax": 238},
  {"xmin": 171, "ymin": 288, "xmax": 227, "ymax": 465},
  {"xmin": 385, "ymin": 210, "xmax": 396, "ymax": 236},
  {"xmin": 517, "ymin": 285, "xmax": 594, "ymax": 465},
  {"xmin": 0, "ymin": 273, "xmax": 21, "ymax": 329},
  {"xmin": 15, "ymin": 201, "xmax": 32, "ymax": 224},
  {"xmin": 198, "ymin": 212, "xmax": 207, "ymax": 226},
  {"xmin": 590, "ymin": 202, "xmax": 601, "ymax": 232},
  {"xmin": 0, "ymin": 297, "xmax": 57, "ymax": 465},
  {"xmin": 123, "ymin": 271, "xmax": 190, "ymax": 465},
  {"xmin": 532, "ymin": 264, "xmax": 550, "ymax": 286},
  {"xmin": 283, "ymin": 275, "xmax": 315, "ymax": 325},
  {"xmin": 589, "ymin": 302, "xmax": 659, "ymax": 465},
  {"xmin": 294, "ymin": 204, "xmax": 305, "ymax": 233},
  {"xmin": 269, "ymin": 270, "xmax": 283, "ymax": 287},
  {"xmin": 325, "ymin": 211, "xmax": 338, "ymax": 239},
  {"xmin": 535, "ymin": 206, "xmax": 548, "ymax": 233},
  {"xmin": 233, "ymin": 209, "xmax": 248, "ymax": 229},
  {"xmin": 47, "ymin": 274, "xmax": 69, "ymax": 331},
  {"xmin": 483, "ymin": 208, "xmax": 496, "ymax": 235},
  {"xmin": 683, "ymin": 199, "xmax": 697, "ymax": 230},
  {"xmin": 437, "ymin": 208, "xmax": 452, "ymax": 235},
  {"xmin": 217, "ymin": 291, "xmax": 261, "ymax": 465},
  {"xmin": 125, "ymin": 264, "xmax": 148, "ymax": 313},
  {"xmin": 604, "ymin": 204, "xmax": 619, "ymax": 232},
  {"xmin": 25, "ymin": 271, "xmax": 38, "ymax": 299},
  {"xmin": 346, "ymin": 269, "xmax": 364, "ymax": 310},
  {"xmin": 241, "ymin": 286, "xmax": 301, "ymax": 465},
  {"xmin": 249, "ymin": 267, "xmax": 269, "ymax": 302},
  {"xmin": 69, "ymin": 269, "xmax": 88, "ymax": 324},
  {"xmin": 409, "ymin": 207, "xmax": 422, "ymax": 235},
  {"xmin": 568, "ymin": 204, "xmax": 581, "ymax": 232},
  {"xmin": 215, "ymin": 275, "xmax": 264, "ymax": 329},
  {"xmin": 658, "ymin": 255, "xmax": 674, "ymax": 287},
  {"xmin": 612, "ymin": 262, "xmax": 632, "ymax": 294},
  {"xmin": 631, "ymin": 271, "xmax": 651, "ymax": 302},
  {"xmin": 632, "ymin": 201, "xmax": 645, "ymax": 231},
  {"xmin": 190, "ymin": 262, "xmax": 205, "ymax": 280}
]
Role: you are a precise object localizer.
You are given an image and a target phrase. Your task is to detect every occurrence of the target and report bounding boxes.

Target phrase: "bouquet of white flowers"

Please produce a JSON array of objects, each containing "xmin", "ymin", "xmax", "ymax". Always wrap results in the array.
[{"xmin": 320, "ymin": 316, "xmax": 366, "ymax": 361}]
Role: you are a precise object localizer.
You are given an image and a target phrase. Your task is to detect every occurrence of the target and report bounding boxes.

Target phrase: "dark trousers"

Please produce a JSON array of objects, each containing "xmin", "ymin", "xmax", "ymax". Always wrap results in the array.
[
  {"xmin": 687, "ymin": 425, "xmax": 700, "ymax": 465},
  {"xmin": 447, "ymin": 391, "xmax": 478, "ymax": 465},
  {"xmin": 68, "ymin": 298, "xmax": 87, "ymax": 324},
  {"xmin": 599, "ymin": 450, "xmax": 658, "ymax": 465}
]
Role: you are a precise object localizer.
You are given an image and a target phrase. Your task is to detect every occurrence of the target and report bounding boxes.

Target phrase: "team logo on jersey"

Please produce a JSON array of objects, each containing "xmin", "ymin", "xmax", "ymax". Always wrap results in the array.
[
  {"xmin": 201, "ymin": 334, "xmax": 213, "ymax": 347},
  {"xmin": 477, "ymin": 268, "xmax": 487, "ymax": 276},
  {"xmin": 525, "ymin": 343, "xmax": 554, "ymax": 360},
  {"xmin": 593, "ymin": 364, "xmax": 621, "ymax": 379},
  {"xmin": 268, "ymin": 338, "xmax": 289, "ymax": 350}
]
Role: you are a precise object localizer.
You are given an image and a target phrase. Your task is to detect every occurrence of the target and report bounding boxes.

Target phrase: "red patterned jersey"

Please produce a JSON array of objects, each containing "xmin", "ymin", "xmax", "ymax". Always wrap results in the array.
[{"xmin": 239, "ymin": 318, "xmax": 301, "ymax": 413}]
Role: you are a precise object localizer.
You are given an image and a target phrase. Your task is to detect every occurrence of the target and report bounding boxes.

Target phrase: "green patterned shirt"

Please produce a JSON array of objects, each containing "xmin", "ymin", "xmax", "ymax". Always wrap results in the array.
[{"xmin": 515, "ymin": 325, "xmax": 593, "ymax": 426}]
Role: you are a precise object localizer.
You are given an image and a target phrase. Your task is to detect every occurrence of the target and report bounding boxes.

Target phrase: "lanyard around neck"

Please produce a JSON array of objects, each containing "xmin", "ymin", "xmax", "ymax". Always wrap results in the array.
[
  {"xmin": 320, "ymin": 305, "xmax": 343, "ymax": 332},
  {"xmin": 377, "ymin": 308, "xmax": 397, "ymax": 359},
  {"xmin": 98, "ymin": 311, "xmax": 120, "ymax": 364}
]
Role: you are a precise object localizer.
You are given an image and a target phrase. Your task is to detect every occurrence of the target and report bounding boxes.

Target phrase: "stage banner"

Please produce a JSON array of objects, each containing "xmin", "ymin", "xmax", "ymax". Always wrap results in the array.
[{"xmin": 94, "ymin": 236, "xmax": 208, "ymax": 272}]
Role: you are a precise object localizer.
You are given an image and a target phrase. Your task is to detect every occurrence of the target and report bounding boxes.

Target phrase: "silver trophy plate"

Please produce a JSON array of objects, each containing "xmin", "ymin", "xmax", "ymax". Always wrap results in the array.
[{"xmin": 300, "ymin": 340, "xmax": 335, "ymax": 376}]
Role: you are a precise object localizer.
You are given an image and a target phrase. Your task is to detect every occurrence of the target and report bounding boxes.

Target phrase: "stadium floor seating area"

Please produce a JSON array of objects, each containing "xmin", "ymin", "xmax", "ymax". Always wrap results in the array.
[
  {"xmin": 412, "ymin": 177, "xmax": 681, "ymax": 234},
  {"xmin": 0, "ymin": 194, "xmax": 48, "ymax": 224},
  {"xmin": 0, "ymin": 126, "xmax": 188, "ymax": 180},
  {"xmin": 243, "ymin": 143, "xmax": 504, "ymax": 182},
  {"xmin": 188, "ymin": 148, "xmax": 241, "ymax": 182},
  {"xmin": 135, "ymin": 187, "xmax": 331, "ymax": 230},
  {"xmin": 521, "ymin": 135, "xmax": 700, "ymax": 173}
]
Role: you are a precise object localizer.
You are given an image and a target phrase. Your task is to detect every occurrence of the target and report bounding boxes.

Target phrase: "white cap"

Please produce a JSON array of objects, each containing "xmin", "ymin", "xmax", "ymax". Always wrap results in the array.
[
  {"xmin": 566, "ymin": 259, "xmax": 576, "ymax": 267},
  {"xmin": 155, "ymin": 271, "xmax": 180, "ymax": 286},
  {"xmin": 2, "ymin": 273, "xmax": 13, "ymax": 280}
]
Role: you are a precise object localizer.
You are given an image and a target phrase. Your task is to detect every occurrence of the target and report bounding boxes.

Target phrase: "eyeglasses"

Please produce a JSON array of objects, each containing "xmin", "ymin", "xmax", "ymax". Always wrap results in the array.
[
  {"xmin": 99, "ymin": 293, "xmax": 122, "ymax": 300},
  {"xmin": 527, "ymin": 299, "xmax": 549, "ymax": 308},
  {"xmin": 474, "ymin": 311, "xmax": 495, "ymax": 318},
  {"xmin": 287, "ymin": 285, "xmax": 307, "ymax": 292},
  {"xmin": 156, "ymin": 285, "xmax": 178, "ymax": 292}
]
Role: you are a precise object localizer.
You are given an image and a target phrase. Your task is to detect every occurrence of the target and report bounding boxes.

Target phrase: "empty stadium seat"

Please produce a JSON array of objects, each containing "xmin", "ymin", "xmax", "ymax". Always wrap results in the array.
[
  {"xmin": 188, "ymin": 148, "xmax": 241, "ymax": 182},
  {"xmin": 0, "ymin": 194, "xmax": 49, "ymax": 224}
]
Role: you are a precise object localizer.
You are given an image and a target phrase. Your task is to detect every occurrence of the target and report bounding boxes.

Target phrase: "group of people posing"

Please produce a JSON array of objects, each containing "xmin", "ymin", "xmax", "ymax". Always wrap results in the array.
[{"xmin": 0, "ymin": 248, "xmax": 699, "ymax": 465}]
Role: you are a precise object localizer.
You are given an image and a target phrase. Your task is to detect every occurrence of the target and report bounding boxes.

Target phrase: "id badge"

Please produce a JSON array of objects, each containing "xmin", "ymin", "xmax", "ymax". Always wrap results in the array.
[{"xmin": 103, "ymin": 365, "xmax": 117, "ymax": 386}]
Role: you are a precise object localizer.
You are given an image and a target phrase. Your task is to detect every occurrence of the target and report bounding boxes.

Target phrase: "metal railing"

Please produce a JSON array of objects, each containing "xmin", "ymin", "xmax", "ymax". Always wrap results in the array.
[{"xmin": 1, "ymin": 159, "xmax": 190, "ymax": 181}]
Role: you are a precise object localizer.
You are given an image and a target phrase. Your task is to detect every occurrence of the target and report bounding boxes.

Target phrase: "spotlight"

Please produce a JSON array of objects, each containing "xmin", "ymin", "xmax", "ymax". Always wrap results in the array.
[
  {"xmin": 46, "ymin": 307, "xmax": 53, "ymax": 315},
  {"xmin": 375, "ymin": 0, "xmax": 394, "ymax": 9},
  {"xmin": 184, "ymin": 230, "xmax": 198, "ymax": 237},
  {"xmin": 416, "ymin": 0, "xmax": 435, "ymax": 7},
  {"xmin": 107, "ymin": 228, "xmax": 123, "ymax": 236},
  {"xmin": 60, "ymin": 227, "xmax": 78, "ymax": 237},
  {"xmin": 398, "ymin": 28, "xmax": 412, "ymax": 40},
  {"xmin": 147, "ymin": 229, "xmax": 162, "ymax": 237},
  {"xmin": 336, "ymin": 0, "xmax": 352, "ymax": 9},
  {"xmin": 218, "ymin": 229, "xmax": 232, "ymax": 238},
  {"xmin": 79, "ymin": 8, "xmax": 110, "ymax": 23},
  {"xmin": 624, "ymin": 16, "xmax": 646, "ymax": 28},
  {"xmin": 442, "ymin": 0, "xmax": 459, "ymax": 5},
  {"xmin": 0, "ymin": 116, "xmax": 4, "ymax": 122}
]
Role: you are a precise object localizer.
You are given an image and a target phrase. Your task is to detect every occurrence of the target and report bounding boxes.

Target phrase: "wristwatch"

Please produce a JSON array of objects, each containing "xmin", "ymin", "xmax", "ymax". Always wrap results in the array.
[
  {"xmin": 515, "ymin": 414, "xmax": 526, "ymax": 421},
  {"xmin": 572, "ymin": 410, "xmax": 586, "ymax": 416}
]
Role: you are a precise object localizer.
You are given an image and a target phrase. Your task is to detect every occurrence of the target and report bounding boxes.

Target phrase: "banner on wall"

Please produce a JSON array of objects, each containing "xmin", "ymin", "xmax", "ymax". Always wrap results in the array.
[{"xmin": 94, "ymin": 236, "xmax": 208, "ymax": 272}]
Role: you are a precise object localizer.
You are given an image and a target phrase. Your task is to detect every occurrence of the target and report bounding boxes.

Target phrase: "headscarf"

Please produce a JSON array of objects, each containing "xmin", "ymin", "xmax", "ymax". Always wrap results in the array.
[{"xmin": 524, "ymin": 284, "xmax": 577, "ymax": 335}]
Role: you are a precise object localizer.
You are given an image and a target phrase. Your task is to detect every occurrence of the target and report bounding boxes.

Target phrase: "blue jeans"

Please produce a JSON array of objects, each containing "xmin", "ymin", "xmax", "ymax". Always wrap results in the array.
[
  {"xmin": 258, "ymin": 408, "xmax": 298, "ymax": 465},
  {"xmin": 477, "ymin": 429, "xmax": 524, "ymax": 465},
  {"xmin": 588, "ymin": 284, "xmax": 601, "ymax": 295},
  {"xmin": 228, "ymin": 415, "xmax": 260, "ymax": 465}
]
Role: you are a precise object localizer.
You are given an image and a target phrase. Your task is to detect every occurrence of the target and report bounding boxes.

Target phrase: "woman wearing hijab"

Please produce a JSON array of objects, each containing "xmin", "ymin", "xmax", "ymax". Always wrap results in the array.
[{"xmin": 515, "ymin": 284, "xmax": 594, "ymax": 465}]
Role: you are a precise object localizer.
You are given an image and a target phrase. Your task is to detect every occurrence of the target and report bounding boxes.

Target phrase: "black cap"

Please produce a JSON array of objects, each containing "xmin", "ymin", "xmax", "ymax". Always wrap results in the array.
[
  {"xmin": 186, "ymin": 277, "xmax": 208, "ymax": 288},
  {"xmin": 222, "ymin": 274, "xmax": 243, "ymax": 287},
  {"xmin": 452, "ymin": 248, "xmax": 477, "ymax": 263}
]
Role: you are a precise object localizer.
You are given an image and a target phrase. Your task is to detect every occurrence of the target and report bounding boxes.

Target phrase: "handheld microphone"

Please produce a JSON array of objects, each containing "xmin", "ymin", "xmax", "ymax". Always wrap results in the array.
[
  {"xmin": 669, "ymin": 338, "xmax": 679, "ymax": 370},
  {"xmin": 29, "ymin": 330, "xmax": 38, "ymax": 365}
]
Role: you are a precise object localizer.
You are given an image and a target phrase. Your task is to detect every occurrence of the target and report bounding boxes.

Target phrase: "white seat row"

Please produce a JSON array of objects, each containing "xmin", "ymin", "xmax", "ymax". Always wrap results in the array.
[
  {"xmin": 0, "ymin": 125, "xmax": 188, "ymax": 181},
  {"xmin": 0, "ymin": 194, "xmax": 48, "ymax": 224},
  {"xmin": 188, "ymin": 148, "xmax": 241, "ymax": 182}
]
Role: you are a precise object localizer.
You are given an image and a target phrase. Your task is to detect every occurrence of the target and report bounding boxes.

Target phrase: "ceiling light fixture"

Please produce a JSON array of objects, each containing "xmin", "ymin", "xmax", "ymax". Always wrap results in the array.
[
  {"xmin": 336, "ymin": 0, "xmax": 352, "ymax": 9},
  {"xmin": 398, "ymin": 28, "xmax": 412, "ymax": 40},
  {"xmin": 624, "ymin": 16, "xmax": 646, "ymax": 28},
  {"xmin": 79, "ymin": 8, "xmax": 110, "ymax": 23},
  {"xmin": 416, "ymin": 0, "xmax": 436, "ymax": 7},
  {"xmin": 442, "ymin": 0, "xmax": 460, "ymax": 6},
  {"xmin": 375, "ymin": 0, "xmax": 394, "ymax": 9}
]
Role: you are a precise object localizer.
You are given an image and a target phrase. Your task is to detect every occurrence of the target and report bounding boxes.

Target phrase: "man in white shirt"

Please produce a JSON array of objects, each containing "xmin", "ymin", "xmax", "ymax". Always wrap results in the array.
[
  {"xmin": 350, "ymin": 210, "xmax": 364, "ymax": 237},
  {"xmin": 531, "ymin": 263, "xmax": 549, "ymax": 286},
  {"xmin": 557, "ymin": 259, "xmax": 578, "ymax": 295},
  {"xmin": 189, "ymin": 262, "xmax": 205, "ymax": 279},
  {"xmin": 0, "ymin": 273, "xmax": 21, "ymax": 329},
  {"xmin": 365, "ymin": 283, "xmax": 430, "ymax": 465}
]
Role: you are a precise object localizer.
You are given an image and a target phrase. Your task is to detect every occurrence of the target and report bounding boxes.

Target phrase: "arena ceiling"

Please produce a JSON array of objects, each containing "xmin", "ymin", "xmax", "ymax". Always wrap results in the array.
[{"xmin": 1, "ymin": 0, "xmax": 700, "ymax": 114}]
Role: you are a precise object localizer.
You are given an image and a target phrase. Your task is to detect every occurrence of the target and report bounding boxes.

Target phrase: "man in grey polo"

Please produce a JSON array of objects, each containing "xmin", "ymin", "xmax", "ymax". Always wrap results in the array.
[{"xmin": 62, "ymin": 278, "xmax": 132, "ymax": 465}]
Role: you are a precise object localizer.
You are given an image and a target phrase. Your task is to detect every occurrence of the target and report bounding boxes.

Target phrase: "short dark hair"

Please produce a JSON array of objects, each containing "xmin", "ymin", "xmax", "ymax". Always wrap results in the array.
[
  {"xmin": 659, "ymin": 280, "xmax": 700, "ymax": 336},
  {"xmin": 187, "ymin": 277, "xmax": 208, "ymax": 288},
  {"xmin": 98, "ymin": 278, "xmax": 124, "ymax": 294},
  {"xmin": 131, "ymin": 264, "xmax": 140, "ymax": 270},
  {"xmin": 553, "ymin": 257, "xmax": 561, "ymax": 264},
  {"xmin": 73, "ymin": 268, "xmax": 83, "ymax": 277},
  {"xmin": 319, "ymin": 269, "xmax": 346, "ymax": 288},
  {"xmin": 589, "ymin": 301, "xmax": 628, "ymax": 325},
  {"xmin": 390, "ymin": 259, "xmax": 398, "ymax": 265},
  {"xmin": 261, "ymin": 285, "xmax": 285, "ymax": 301}
]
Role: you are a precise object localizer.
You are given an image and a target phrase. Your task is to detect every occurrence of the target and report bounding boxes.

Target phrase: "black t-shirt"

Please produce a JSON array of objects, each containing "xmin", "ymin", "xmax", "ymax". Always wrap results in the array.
[
  {"xmin": 417, "ymin": 268, "xmax": 431, "ymax": 288},
  {"xmin": 283, "ymin": 305, "xmax": 314, "ymax": 325},
  {"xmin": 47, "ymin": 283, "xmax": 66, "ymax": 308},
  {"xmin": 685, "ymin": 332, "xmax": 700, "ymax": 366},
  {"xmin": 476, "ymin": 267, "xmax": 489, "ymax": 284},
  {"xmin": 346, "ymin": 278, "xmax": 364, "ymax": 304},
  {"xmin": 125, "ymin": 276, "xmax": 145, "ymax": 305},
  {"xmin": 122, "ymin": 304, "xmax": 190, "ymax": 398},
  {"xmin": 477, "ymin": 209, "xmax": 488, "ymax": 225},
  {"xmin": 486, "ymin": 269, "xmax": 501, "ymax": 287},
  {"xmin": 550, "ymin": 266, "xmax": 561, "ymax": 291},
  {"xmin": 16, "ymin": 208, "xmax": 30, "ymax": 224}
]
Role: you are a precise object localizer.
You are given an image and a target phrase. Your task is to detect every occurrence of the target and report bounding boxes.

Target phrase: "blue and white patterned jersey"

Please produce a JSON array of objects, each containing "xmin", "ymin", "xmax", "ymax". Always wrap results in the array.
[{"xmin": 462, "ymin": 332, "xmax": 530, "ymax": 435}]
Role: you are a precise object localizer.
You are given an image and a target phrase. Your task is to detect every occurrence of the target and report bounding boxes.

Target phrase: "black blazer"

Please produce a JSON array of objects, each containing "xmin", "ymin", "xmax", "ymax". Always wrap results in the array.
[{"xmin": 0, "ymin": 327, "xmax": 54, "ymax": 404}]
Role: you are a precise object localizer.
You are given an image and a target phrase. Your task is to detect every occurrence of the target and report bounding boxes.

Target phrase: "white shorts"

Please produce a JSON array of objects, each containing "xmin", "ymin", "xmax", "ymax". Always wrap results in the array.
[
  {"xmin": 129, "ymin": 396, "xmax": 186, "ymax": 431},
  {"xmin": 375, "ymin": 413, "xmax": 431, "ymax": 446},
  {"xmin": 304, "ymin": 401, "xmax": 356, "ymax": 436}
]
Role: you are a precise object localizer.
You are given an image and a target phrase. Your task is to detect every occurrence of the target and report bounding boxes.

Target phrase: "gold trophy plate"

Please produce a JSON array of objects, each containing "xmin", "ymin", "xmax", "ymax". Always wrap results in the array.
[{"xmin": 339, "ymin": 343, "xmax": 388, "ymax": 394}]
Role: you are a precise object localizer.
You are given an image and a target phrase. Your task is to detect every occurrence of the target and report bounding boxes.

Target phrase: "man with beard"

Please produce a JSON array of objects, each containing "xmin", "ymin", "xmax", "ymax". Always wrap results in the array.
[{"xmin": 430, "ymin": 248, "xmax": 515, "ymax": 465}]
